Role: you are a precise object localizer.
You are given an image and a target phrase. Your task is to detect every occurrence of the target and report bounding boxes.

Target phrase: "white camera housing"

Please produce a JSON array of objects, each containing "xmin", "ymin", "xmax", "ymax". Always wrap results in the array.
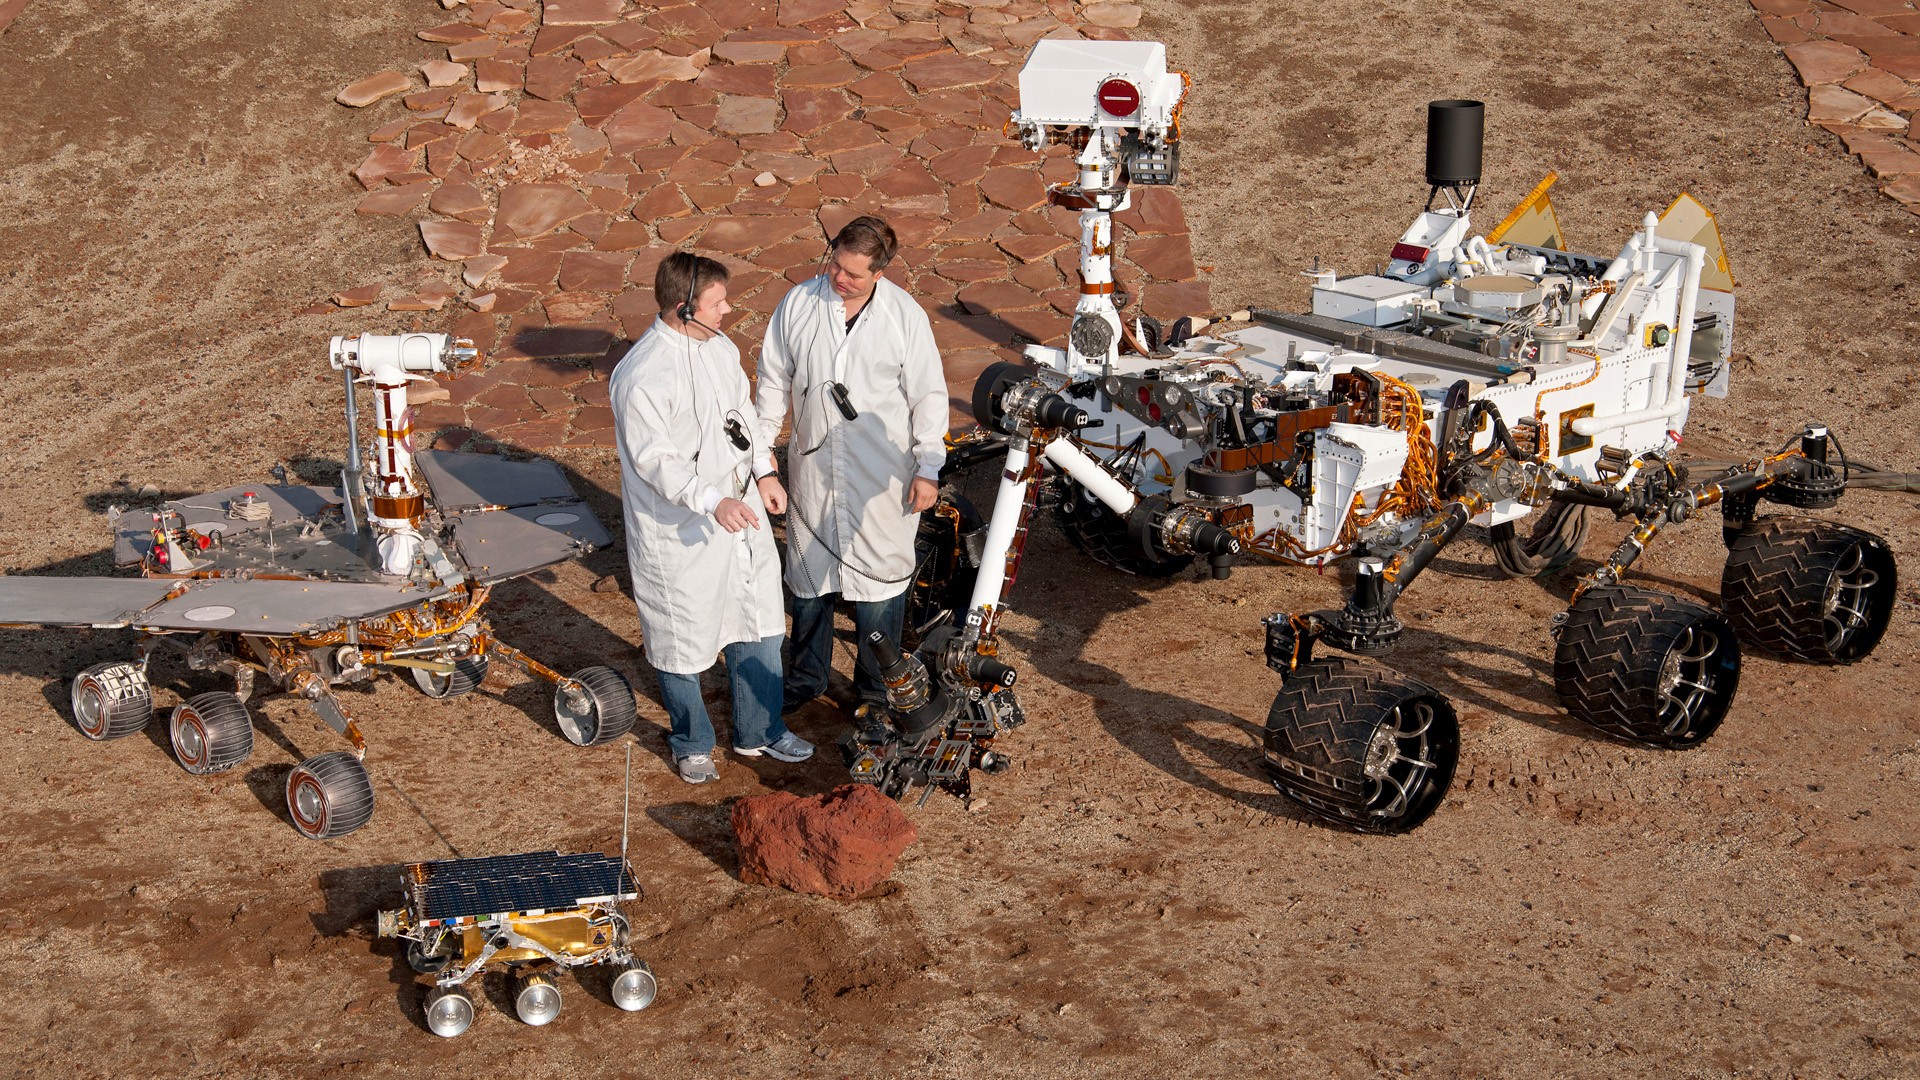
[{"xmin": 1013, "ymin": 39, "xmax": 1185, "ymax": 141}]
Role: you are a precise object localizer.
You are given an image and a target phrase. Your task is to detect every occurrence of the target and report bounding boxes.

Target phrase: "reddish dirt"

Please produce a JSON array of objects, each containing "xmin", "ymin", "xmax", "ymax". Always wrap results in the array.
[{"xmin": 2, "ymin": 2, "xmax": 1919, "ymax": 1078}]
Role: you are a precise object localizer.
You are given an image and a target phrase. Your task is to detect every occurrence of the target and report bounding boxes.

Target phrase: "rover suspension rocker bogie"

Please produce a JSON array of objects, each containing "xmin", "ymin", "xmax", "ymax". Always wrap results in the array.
[
  {"xmin": 376, "ymin": 849, "xmax": 656, "ymax": 1036},
  {"xmin": 900, "ymin": 40, "xmax": 1898, "ymax": 830},
  {"xmin": 8, "ymin": 333, "xmax": 640, "ymax": 839}
]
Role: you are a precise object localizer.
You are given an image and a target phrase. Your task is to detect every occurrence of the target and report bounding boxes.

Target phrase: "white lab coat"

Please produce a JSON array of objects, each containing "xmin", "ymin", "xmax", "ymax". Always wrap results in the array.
[
  {"xmin": 755, "ymin": 274, "xmax": 948, "ymax": 601},
  {"xmin": 610, "ymin": 319, "xmax": 784, "ymax": 674}
]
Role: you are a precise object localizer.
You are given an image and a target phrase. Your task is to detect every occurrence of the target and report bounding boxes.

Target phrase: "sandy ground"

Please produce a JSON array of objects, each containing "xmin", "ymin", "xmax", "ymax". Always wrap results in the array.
[{"xmin": 2, "ymin": 1, "xmax": 1919, "ymax": 1077}]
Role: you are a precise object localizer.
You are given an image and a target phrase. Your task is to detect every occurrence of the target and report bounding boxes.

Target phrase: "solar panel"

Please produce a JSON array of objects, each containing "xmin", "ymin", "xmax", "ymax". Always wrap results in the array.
[{"xmin": 405, "ymin": 851, "xmax": 638, "ymax": 924}]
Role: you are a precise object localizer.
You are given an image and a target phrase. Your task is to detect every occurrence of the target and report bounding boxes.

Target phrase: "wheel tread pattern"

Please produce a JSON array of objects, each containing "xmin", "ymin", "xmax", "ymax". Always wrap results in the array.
[
  {"xmin": 1721, "ymin": 517, "xmax": 1897, "ymax": 664},
  {"xmin": 172, "ymin": 691, "xmax": 254, "ymax": 774},
  {"xmin": 1263, "ymin": 658, "xmax": 1459, "ymax": 833},
  {"xmin": 287, "ymin": 751, "xmax": 376, "ymax": 839},
  {"xmin": 562, "ymin": 666, "xmax": 638, "ymax": 746},
  {"xmin": 1552, "ymin": 585, "xmax": 1739, "ymax": 747},
  {"xmin": 71, "ymin": 662, "xmax": 153, "ymax": 740}
]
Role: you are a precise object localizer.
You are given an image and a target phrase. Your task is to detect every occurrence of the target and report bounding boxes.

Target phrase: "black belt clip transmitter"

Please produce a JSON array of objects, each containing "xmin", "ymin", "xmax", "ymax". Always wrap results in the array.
[{"xmin": 827, "ymin": 381, "xmax": 858, "ymax": 421}]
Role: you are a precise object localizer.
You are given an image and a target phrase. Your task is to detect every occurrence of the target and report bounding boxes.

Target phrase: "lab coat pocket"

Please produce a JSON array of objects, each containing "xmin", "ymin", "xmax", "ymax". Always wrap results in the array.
[{"xmin": 675, "ymin": 514, "xmax": 714, "ymax": 545}]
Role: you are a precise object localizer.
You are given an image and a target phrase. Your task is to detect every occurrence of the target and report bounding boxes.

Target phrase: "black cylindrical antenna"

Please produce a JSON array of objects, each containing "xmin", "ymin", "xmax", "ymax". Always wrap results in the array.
[{"xmin": 1425, "ymin": 99, "xmax": 1484, "ymax": 187}]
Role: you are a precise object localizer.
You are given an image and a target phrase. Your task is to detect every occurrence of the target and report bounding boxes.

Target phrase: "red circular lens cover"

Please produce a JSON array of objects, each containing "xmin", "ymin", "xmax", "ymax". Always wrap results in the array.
[{"xmin": 1096, "ymin": 78, "xmax": 1140, "ymax": 117}]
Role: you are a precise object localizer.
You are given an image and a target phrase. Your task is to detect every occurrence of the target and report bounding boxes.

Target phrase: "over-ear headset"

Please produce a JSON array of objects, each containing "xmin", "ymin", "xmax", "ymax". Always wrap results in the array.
[{"xmin": 675, "ymin": 250, "xmax": 698, "ymax": 323}]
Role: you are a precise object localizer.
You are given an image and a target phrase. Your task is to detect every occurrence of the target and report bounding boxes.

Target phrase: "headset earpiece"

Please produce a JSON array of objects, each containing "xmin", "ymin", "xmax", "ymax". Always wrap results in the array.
[{"xmin": 676, "ymin": 250, "xmax": 697, "ymax": 323}]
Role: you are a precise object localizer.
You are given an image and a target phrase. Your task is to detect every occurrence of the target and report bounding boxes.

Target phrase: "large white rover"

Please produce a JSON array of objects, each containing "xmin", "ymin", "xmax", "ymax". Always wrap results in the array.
[{"xmin": 848, "ymin": 40, "xmax": 1898, "ymax": 831}]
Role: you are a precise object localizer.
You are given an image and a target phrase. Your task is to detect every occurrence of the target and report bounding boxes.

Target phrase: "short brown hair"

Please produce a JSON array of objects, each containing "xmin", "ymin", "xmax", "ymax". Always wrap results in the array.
[
  {"xmin": 655, "ymin": 251, "xmax": 730, "ymax": 315},
  {"xmin": 830, "ymin": 215, "xmax": 898, "ymax": 271}
]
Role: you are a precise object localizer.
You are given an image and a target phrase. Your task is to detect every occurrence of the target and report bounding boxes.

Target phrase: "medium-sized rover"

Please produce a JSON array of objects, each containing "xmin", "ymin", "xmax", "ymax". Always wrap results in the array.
[{"xmin": 0, "ymin": 333, "xmax": 638, "ymax": 838}]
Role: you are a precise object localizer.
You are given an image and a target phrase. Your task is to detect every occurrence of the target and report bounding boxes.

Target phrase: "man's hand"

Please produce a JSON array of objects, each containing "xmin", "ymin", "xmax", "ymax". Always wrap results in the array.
[
  {"xmin": 757, "ymin": 474, "xmax": 787, "ymax": 515},
  {"xmin": 908, "ymin": 476, "xmax": 938, "ymax": 513},
  {"xmin": 714, "ymin": 497, "xmax": 760, "ymax": 533}
]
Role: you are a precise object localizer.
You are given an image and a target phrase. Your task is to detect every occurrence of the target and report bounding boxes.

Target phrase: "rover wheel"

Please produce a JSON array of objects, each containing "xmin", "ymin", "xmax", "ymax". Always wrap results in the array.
[
  {"xmin": 407, "ymin": 938, "xmax": 454, "ymax": 975},
  {"xmin": 169, "ymin": 691, "xmax": 254, "ymax": 775},
  {"xmin": 70, "ymin": 662, "xmax": 153, "ymax": 740},
  {"xmin": 610, "ymin": 961, "xmax": 658, "ymax": 1012},
  {"xmin": 514, "ymin": 972, "xmax": 562, "ymax": 1026},
  {"xmin": 906, "ymin": 490, "xmax": 982, "ymax": 646},
  {"xmin": 410, "ymin": 655, "xmax": 489, "ymax": 699},
  {"xmin": 1721, "ymin": 518, "xmax": 1896, "ymax": 664},
  {"xmin": 554, "ymin": 666, "xmax": 637, "ymax": 747},
  {"xmin": 424, "ymin": 986, "xmax": 475, "ymax": 1038},
  {"xmin": 286, "ymin": 751, "xmax": 376, "ymax": 839},
  {"xmin": 1262, "ymin": 659, "xmax": 1459, "ymax": 833},
  {"xmin": 1051, "ymin": 476, "xmax": 1194, "ymax": 578},
  {"xmin": 1553, "ymin": 585, "xmax": 1740, "ymax": 747},
  {"xmin": 1489, "ymin": 501, "xmax": 1590, "ymax": 578}
]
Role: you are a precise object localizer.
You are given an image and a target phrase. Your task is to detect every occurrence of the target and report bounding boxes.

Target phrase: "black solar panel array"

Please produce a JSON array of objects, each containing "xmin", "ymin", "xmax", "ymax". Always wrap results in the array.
[{"xmin": 407, "ymin": 851, "xmax": 637, "ymax": 924}]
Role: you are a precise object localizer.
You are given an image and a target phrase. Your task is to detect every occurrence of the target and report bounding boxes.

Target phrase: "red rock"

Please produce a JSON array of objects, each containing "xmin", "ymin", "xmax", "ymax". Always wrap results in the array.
[
  {"xmin": 700, "ymin": 62, "xmax": 780, "ymax": 97},
  {"xmin": 338, "ymin": 71, "xmax": 412, "ymax": 107},
  {"xmin": 448, "ymin": 38, "xmax": 501, "ymax": 61},
  {"xmin": 389, "ymin": 294, "xmax": 448, "ymax": 312},
  {"xmin": 356, "ymin": 183, "xmax": 432, "ymax": 215},
  {"xmin": 809, "ymin": 118, "xmax": 883, "ymax": 154},
  {"xmin": 1115, "ymin": 184, "xmax": 1188, "ymax": 235},
  {"xmin": 544, "ymin": 292, "xmax": 613, "ymax": 324},
  {"xmin": 928, "ymin": 143, "xmax": 994, "ymax": 184},
  {"xmin": 871, "ymin": 161, "xmax": 943, "ymax": 198},
  {"xmin": 846, "ymin": 36, "xmax": 952, "ymax": 72},
  {"xmin": 716, "ymin": 95, "xmax": 781, "ymax": 134},
  {"xmin": 454, "ymin": 131, "xmax": 508, "ymax": 165},
  {"xmin": 1872, "ymin": 54, "xmax": 1920, "ymax": 80},
  {"xmin": 420, "ymin": 22, "xmax": 485, "ymax": 44},
  {"xmin": 576, "ymin": 83, "xmax": 650, "ymax": 125},
  {"xmin": 935, "ymin": 259, "xmax": 1007, "ymax": 283},
  {"xmin": 628, "ymin": 182, "xmax": 690, "ymax": 221},
  {"xmin": 1011, "ymin": 259, "xmax": 1062, "ymax": 292},
  {"xmin": 544, "ymin": 0, "xmax": 621, "ymax": 23},
  {"xmin": 939, "ymin": 208, "xmax": 1014, "ymax": 241},
  {"xmin": 817, "ymin": 172, "xmax": 867, "ymax": 199},
  {"xmin": 685, "ymin": 183, "xmax": 735, "ymax": 210},
  {"xmin": 659, "ymin": 218, "xmax": 707, "ymax": 244},
  {"xmin": 827, "ymin": 143, "xmax": 903, "ymax": 176},
  {"xmin": 1143, "ymin": 280, "xmax": 1211, "ymax": 320},
  {"xmin": 648, "ymin": 6, "xmax": 724, "ymax": 53},
  {"xmin": 352, "ymin": 144, "xmax": 416, "ymax": 188},
  {"xmin": 462, "ymin": 254, "xmax": 509, "ymax": 288},
  {"xmin": 572, "ymin": 36, "xmax": 622, "ymax": 66},
  {"xmin": 446, "ymin": 91, "xmax": 509, "ymax": 129},
  {"xmin": 606, "ymin": 49, "xmax": 707, "ymax": 83},
  {"xmin": 746, "ymin": 149, "xmax": 830, "ymax": 183},
  {"xmin": 1785, "ymin": 39, "xmax": 1869, "ymax": 85},
  {"xmin": 495, "ymin": 184, "xmax": 593, "ymax": 241},
  {"xmin": 333, "ymin": 284, "xmax": 384, "ymax": 307},
  {"xmin": 956, "ymin": 280, "xmax": 1044, "ymax": 315},
  {"xmin": 427, "ymin": 182, "xmax": 488, "ymax": 223},
  {"xmin": 732, "ymin": 785, "xmax": 917, "ymax": 899},
  {"xmin": 599, "ymin": 20, "xmax": 659, "ymax": 49},
  {"xmin": 703, "ymin": 214, "xmax": 811, "ymax": 250},
  {"xmin": 979, "ymin": 169, "xmax": 1046, "ymax": 211},
  {"xmin": 1082, "ymin": 2, "xmax": 1141, "ymax": 27},
  {"xmin": 847, "ymin": 70, "xmax": 912, "ymax": 106},
  {"xmin": 1842, "ymin": 67, "xmax": 1916, "ymax": 107},
  {"xmin": 995, "ymin": 233, "xmax": 1069, "ymax": 262},
  {"xmin": 666, "ymin": 156, "xmax": 732, "ymax": 183},
  {"xmin": 405, "ymin": 86, "xmax": 459, "ymax": 112},
  {"xmin": 525, "ymin": 56, "xmax": 583, "ymax": 100},
  {"xmin": 421, "ymin": 60, "xmax": 468, "ymax": 87},
  {"xmin": 1884, "ymin": 176, "xmax": 1920, "ymax": 203},
  {"xmin": 1808, "ymin": 83, "xmax": 1877, "ymax": 123},
  {"xmin": 780, "ymin": 88, "xmax": 848, "ymax": 134},
  {"xmin": 512, "ymin": 99, "xmax": 579, "ymax": 133},
  {"xmin": 714, "ymin": 40, "xmax": 786, "ymax": 63},
  {"xmin": 901, "ymin": 53, "xmax": 997, "ymax": 92},
  {"xmin": 419, "ymin": 220, "xmax": 486, "ymax": 261},
  {"xmin": 783, "ymin": 59, "xmax": 862, "ymax": 88},
  {"xmin": 558, "ymin": 251, "xmax": 632, "ymax": 291},
  {"xmin": 602, "ymin": 100, "xmax": 678, "ymax": 152},
  {"xmin": 778, "ymin": 0, "xmax": 847, "ymax": 26}
]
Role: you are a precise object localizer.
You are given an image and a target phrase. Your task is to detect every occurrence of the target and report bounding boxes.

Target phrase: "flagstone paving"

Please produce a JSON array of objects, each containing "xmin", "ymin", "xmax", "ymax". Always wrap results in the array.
[
  {"xmin": 1752, "ymin": 0, "xmax": 1920, "ymax": 214},
  {"xmin": 330, "ymin": 0, "xmax": 1206, "ymax": 452},
  {"xmin": 328, "ymin": 1, "xmax": 1920, "ymax": 452}
]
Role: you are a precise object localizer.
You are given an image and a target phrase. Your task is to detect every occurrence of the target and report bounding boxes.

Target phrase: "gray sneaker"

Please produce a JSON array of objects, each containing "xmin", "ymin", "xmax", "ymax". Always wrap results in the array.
[
  {"xmin": 676, "ymin": 753, "xmax": 719, "ymax": 784},
  {"xmin": 733, "ymin": 731, "xmax": 815, "ymax": 763}
]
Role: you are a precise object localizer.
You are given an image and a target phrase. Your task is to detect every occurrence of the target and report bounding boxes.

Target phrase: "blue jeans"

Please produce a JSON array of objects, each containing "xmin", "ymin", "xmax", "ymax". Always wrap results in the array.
[
  {"xmin": 785, "ymin": 590, "xmax": 908, "ymax": 712},
  {"xmin": 655, "ymin": 634, "xmax": 787, "ymax": 759}
]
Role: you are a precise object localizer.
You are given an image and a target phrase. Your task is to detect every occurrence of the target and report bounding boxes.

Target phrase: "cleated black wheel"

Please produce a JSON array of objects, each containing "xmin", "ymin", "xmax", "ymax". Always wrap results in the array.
[
  {"xmin": 906, "ymin": 490, "xmax": 983, "ymax": 647},
  {"xmin": 1262, "ymin": 659, "xmax": 1460, "ymax": 833},
  {"xmin": 1489, "ymin": 501, "xmax": 1591, "ymax": 578},
  {"xmin": 410, "ymin": 655, "xmax": 490, "ymax": 699},
  {"xmin": 1721, "ymin": 517, "xmax": 1897, "ymax": 664},
  {"xmin": 554, "ymin": 666, "xmax": 638, "ymax": 747},
  {"xmin": 286, "ymin": 751, "xmax": 376, "ymax": 840},
  {"xmin": 1553, "ymin": 585, "xmax": 1740, "ymax": 747},
  {"xmin": 70, "ymin": 662, "xmax": 153, "ymax": 740},
  {"xmin": 1050, "ymin": 476, "xmax": 1194, "ymax": 578},
  {"xmin": 169, "ymin": 691, "xmax": 254, "ymax": 775}
]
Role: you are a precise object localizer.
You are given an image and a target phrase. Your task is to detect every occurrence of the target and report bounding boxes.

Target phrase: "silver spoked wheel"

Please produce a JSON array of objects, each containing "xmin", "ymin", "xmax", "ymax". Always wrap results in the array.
[
  {"xmin": 70, "ymin": 662, "xmax": 153, "ymax": 741},
  {"xmin": 1361, "ymin": 699, "xmax": 1446, "ymax": 822},
  {"xmin": 285, "ymin": 752, "xmax": 376, "ymax": 840},
  {"xmin": 1821, "ymin": 544, "xmax": 1880, "ymax": 653},
  {"xmin": 1555, "ymin": 585, "xmax": 1741, "ymax": 748},
  {"xmin": 424, "ymin": 986, "xmax": 475, "ymax": 1038},
  {"xmin": 410, "ymin": 655, "xmax": 489, "ymax": 700},
  {"xmin": 1655, "ymin": 624, "xmax": 1724, "ymax": 740},
  {"xmin": 168, "ymin": 691, "xmax": 254, "ymax": 775}
]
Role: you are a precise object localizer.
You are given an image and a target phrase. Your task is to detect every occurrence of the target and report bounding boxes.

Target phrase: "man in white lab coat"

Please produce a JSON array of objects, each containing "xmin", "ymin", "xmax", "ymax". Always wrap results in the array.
[
  {"xmin": 610, "ymin": 252, "xmax": 815, "ymax": 784},
  {"xmin": 755, "ymin": 216, "xmax": 949, "ymax": 715}
]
